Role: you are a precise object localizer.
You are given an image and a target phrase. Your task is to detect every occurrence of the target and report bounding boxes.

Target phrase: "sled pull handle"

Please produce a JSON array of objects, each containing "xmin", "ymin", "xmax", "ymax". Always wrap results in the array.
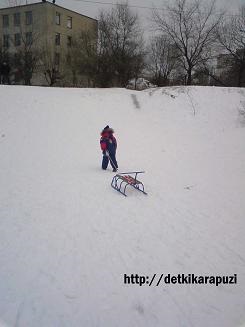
[{"xmin": 119, "ymin": 171, "xmax": 145, "ymax": 175}]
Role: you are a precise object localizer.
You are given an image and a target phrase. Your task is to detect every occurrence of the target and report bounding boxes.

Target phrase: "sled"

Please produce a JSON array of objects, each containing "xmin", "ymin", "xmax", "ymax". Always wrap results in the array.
[{"xmin": 111, "ymin": 171, "xmax": 147, "ymax": 197}]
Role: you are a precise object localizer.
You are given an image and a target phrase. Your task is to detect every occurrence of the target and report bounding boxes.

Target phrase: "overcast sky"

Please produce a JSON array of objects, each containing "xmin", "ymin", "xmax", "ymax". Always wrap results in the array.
[
  {"xmin": 56, "ymin": 0, "xmax": 244, "ymax": 17},
  {"xmin": 1, "ymin": 0, "xmax": 245, "ymax": 23}
]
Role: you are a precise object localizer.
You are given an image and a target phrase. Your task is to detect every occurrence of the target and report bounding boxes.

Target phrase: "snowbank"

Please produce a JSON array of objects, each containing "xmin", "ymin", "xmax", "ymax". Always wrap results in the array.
[{"xmin": 0, "ymin": 85, "xmax": 245, "ymax": 327}]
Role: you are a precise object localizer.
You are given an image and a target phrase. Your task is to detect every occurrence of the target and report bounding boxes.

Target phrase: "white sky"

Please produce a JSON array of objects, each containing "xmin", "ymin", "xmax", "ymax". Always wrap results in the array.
[
  {"xmin": 1, "ymin": 0, "xmax": 244, "ymax": 19},
  {"xmin": 1, "ymin": 0, "xmax": 244, "ymax": 34}
]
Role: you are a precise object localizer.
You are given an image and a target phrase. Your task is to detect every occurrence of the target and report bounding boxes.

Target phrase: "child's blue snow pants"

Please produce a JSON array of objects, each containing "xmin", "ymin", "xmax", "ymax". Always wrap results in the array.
[{"xmin": 102, "ymin": 152, "xmax": 118, "ymax": 170}]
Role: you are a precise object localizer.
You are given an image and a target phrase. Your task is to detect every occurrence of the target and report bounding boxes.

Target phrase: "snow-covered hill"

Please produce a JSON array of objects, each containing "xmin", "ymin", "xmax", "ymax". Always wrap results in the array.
[{"xmin": 0, "ymin": 85, "xmax": 245, "ymax": 327}]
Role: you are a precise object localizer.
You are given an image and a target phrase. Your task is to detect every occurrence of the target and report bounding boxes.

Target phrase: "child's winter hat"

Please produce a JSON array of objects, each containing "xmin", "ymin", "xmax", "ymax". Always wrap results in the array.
[{"xmin": 102, "ymin": 125, "xmax": 114, "ymax": 133}]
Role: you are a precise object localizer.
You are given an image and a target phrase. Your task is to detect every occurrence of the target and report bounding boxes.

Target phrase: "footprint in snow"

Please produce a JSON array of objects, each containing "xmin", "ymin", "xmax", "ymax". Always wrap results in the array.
[{"xmin": 134, "ymin": 303, "xmax": 144, "ymax": 315}]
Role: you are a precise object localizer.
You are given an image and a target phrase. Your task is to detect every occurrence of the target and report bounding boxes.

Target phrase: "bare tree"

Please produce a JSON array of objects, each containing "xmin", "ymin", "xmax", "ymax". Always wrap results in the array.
[
  {"xmin": 98, "ymin": 3, "xmax": 145, "ymax": 87},
  {"xmin": 40, "ymin": 45, "xmax": 61, "ymax": 86},
  {"xmin": 66, "ymin": 30, "xmax": 98, "ymax": 87},
  {"xmin": 148, "ymin": 35, "xmax": 179, "ymax": 86},
  {"xmin": 153, "ymin": 0, "xmax": 222, "ymax": 85},
  {"xmin": 96, "ymin": 16, "xmax": 116, "ymax": 87},
  {"xmin": 216, "ymin": 11, "xmax": 245, "ymax": 87},
  {"xmin": 12, "ymin": 31, "xmax": 41, "ymax": 85},
  {"xmin": 0, "ymin": 41, "xmax": 8, "ymax": 63},
  {"xmin": 196, "ymin": 62, "xmax": 227, "ymax": 86},
  {"xmin": 130, "ymin": 51, "xmax": 146, "ymax": 89},
  {"xmin": 64, "ymin": 4, "xmax": 145, "ymax": 88}
]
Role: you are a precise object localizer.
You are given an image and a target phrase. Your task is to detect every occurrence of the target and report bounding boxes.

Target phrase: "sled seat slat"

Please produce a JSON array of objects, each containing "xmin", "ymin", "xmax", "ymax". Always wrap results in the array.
[{"xmin": 118, "ymin": 175, "xmax": 141, "ymax": 185}]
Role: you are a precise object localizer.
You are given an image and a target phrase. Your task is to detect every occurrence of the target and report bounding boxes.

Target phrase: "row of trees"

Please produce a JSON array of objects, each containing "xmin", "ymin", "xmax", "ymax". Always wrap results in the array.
[
  {"xmin": 149, "ymin": 0, "xmax": 245, "ymax": 87},
  {"xmin": 1, "ymin": 0, "xmax": 245, "ymax": 87},
  {"xmin": 70, "ymin": 0, "xmax": 245, "ymax": 87},
  {"xmin": 0, "ymin": 29, "xmax": 60, "ymax": 86},
  {"xmin": 66, "ymin": 4, "xmax": 145, "ymax": 87}
]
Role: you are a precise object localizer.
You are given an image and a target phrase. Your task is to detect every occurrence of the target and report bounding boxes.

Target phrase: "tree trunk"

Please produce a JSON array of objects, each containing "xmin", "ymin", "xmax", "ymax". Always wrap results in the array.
[
  {"xmin": 186, "ymin": 67, "xmax": 192, "ymax": 85},
  {"xmin": 134, "ymin": 76, "xmax": 137, "ymax": 90},
  {"xmin": 237, "ymin": 64, "xmax": 245, "ymax": 87}
]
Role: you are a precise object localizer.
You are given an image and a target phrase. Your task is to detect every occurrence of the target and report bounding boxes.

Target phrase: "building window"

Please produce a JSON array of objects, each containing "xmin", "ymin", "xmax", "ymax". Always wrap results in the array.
[
  {"xmin": 14, "ymin": 13, "xmax": 21, "ymax": 26},
  {"xmin": 26, "ymin": 32, "xmax": 32, "ymax": 45},
  {"xmin": 25, "ymin": 11, "xmax": 33, "ymax": 25},
  {"xmin": 67, "ymin": 36, "xmax": 72, "ymax": 47},
  {"xmin": 14, "ymin": 33, "xmax": 21, "ymax": 46},
  {"xmin": 67, "ymin": 16, "xmax": 72, "ymax": 29},
  {"xmin": 54, "ymin": 53, "xmax": 60, "ymax": 66},
  {"xmin": 3, "ymin": 15, "xmax": 9, "ymax": 28},
  {"xmin": 56, "ymin": 12, "xmax": 61, "ymax": 25},
  {"xmin": 3, "ymin": 35, "xmax": 9, "ymax": 48},
  {"xmin": 55, "ymin": 33, "xmax": 61, "ymax": 46}
]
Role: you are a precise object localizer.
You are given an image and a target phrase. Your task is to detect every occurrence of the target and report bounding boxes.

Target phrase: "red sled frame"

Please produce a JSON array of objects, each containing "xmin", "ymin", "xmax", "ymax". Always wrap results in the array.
[{"xmin": 111, "ymin": 171, "xmax": 147, "ymax": 196}]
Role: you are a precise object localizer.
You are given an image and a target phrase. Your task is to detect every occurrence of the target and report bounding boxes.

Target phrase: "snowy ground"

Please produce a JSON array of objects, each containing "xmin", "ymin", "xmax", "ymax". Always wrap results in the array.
[{"xmin": 0, "ymin": 85, "xmax": 245, "ymax": 327}]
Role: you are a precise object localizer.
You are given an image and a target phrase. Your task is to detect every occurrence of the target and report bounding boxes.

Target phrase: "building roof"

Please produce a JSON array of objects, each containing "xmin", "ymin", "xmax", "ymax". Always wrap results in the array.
[{"xmin": 0, "ymin": 1, "xmax": 97, "ymax": 22}]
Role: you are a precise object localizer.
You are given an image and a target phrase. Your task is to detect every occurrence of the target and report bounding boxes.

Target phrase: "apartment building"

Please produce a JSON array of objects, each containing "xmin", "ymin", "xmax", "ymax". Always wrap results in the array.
[{"xmin": 0, "ymin": 0, "xmax": 98, "ymax": 85}]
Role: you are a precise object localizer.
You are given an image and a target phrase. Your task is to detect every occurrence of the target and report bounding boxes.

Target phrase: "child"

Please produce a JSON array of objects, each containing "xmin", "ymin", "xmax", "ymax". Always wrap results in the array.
[{"xmin": 100, "ymin": 125, "xmax": 118, "ymax": 172}]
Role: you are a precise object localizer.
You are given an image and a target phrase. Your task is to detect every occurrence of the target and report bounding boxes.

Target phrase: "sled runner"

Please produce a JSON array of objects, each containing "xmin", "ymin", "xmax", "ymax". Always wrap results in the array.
[{"xmin": 111, "ymin": 171, "xmax": 147, "ymax": 196}]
